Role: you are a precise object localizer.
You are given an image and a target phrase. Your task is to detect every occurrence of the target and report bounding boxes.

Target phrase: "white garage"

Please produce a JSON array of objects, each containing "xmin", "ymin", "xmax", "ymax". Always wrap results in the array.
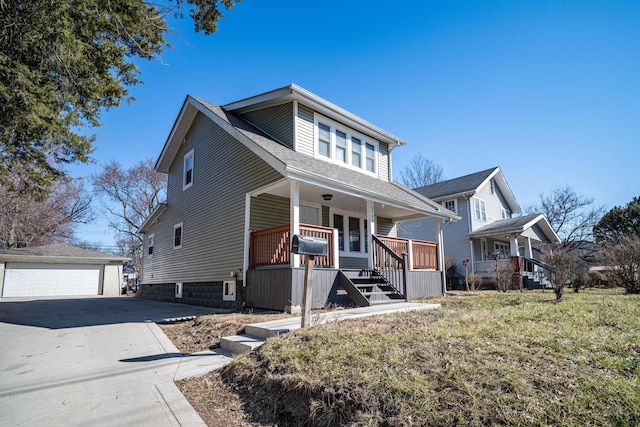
[{"xmin": 1, "ymin": 244, "xmax": 129, "ymax": 298}]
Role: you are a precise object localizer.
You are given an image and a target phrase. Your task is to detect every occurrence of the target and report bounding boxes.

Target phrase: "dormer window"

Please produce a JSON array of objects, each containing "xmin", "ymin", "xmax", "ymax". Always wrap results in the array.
[
  {"xmin": 443, "ymin": 199, "xmax": 457, "ymax": 214},
  {"xmin": 183, "ymin": 149, "xmax": 194, "ymax": 190},
  {"xmin": 314, "ymin": 115, "xmax": 378, "ymax": 176}
]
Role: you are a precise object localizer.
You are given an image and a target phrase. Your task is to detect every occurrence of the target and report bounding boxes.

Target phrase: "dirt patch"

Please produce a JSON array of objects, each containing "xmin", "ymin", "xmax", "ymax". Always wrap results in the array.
[{"xmin": 158, "ymin": 311, "xmax": 292, "ymax": 354}]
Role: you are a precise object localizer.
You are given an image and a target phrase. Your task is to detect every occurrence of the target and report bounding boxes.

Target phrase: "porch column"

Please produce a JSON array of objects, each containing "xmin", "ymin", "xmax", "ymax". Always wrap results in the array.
[
  {"xmin": 509, "ymin": 234, "xmax": 519, "ymax": 257},
  {"xmin": 525, "ymin": 237, "xmax": 533, "ymax": 259},
  {"xmin": 367, "ymin": 200, "xmax": 376, "ymax": 269},
  {"xmin": 435, "ymin": 219, "xmax": 446, "ymax": 293},
  {"xmin": 290, "ymin": 180, "xmax": 300, "ymax": 267}
]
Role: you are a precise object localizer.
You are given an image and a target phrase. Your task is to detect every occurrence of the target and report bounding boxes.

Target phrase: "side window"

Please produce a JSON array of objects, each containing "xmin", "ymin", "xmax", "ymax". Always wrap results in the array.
[
  {"xmin": 474, "ymin": 198, "xmax": 486, "ymax": 222},
  {"xmin": 173, "ymin": 222, "xmax": 183, "ymax": 249},
  {"xmin": 444, "ymin": 200, "xmax": 457, "ymax": 214},
  {"xmin": 147, "ymin": 234, "xmax": 155, "ymax": 257},
  {"xmin": 183, "ymin": 149, "xmax": 194, "ymax": 190}
]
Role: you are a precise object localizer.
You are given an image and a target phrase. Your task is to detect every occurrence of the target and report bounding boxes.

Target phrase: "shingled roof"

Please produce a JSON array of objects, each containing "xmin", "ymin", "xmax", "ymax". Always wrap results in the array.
[
  {"xmin": 0, "ymin": 244, "xmax": 129, "ymax": 262},
  {"xmin": 414, "ymin": 168, "xmax": 498, "ymax": 200}
]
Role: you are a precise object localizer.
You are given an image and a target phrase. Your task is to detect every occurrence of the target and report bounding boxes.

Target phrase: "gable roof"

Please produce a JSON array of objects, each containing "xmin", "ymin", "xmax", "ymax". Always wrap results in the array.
[
  {"xmin": 154, "ymin": 92, "xmax": 459, "ymax": 222},
  {"xmin": 413, "ymin": 167, "xmax": 521, "ymax": 214},
  {"xmin": 467, "ymin": 214, "xmax": 560, "ymax": 243},
  {"xmin": 0, "ymin": 244, "xmax": 129, "ymax": 263}
]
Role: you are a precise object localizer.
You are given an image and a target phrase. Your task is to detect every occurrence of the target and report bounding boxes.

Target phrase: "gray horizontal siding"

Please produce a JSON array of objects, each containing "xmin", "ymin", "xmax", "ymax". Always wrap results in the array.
[
  {"xmin": 250, "ymin": 194, "xmax": 290, "ymax": 231},
  {"xmin": 406, "ymin": 271, "xmax": 443, "ymax": 299},
  {"xmin": 339, "ymin": 257, "xmax": 368, "ymax": 269},
  {"xmin": 379, "ymin": 142, "xmax": 389, "ymax": 182},
  {"xmin": 296, "ymin": 103, "xmax": 314, "ymax": 156},
  {"xmin": 142, "ymin": 112, "xmax": 282, "ymax": 284},
  {"xmin": 377, "ymin": 216, "xmax": 396, "ymax": 237},
  {"xmin": 240, "ymin": 102, "xmax": 294, "ymax": 149}
]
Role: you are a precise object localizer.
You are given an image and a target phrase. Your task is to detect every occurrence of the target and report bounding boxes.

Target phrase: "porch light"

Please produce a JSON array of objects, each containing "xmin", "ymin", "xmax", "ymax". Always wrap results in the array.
[{"xmin": 322, "ymin": 194, "xmax": 333, "ymax": 201}]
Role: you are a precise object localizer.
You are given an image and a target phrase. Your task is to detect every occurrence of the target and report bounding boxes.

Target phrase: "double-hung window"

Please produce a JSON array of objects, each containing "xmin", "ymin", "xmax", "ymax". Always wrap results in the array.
[
  {"xmin": 183, "ymin": 149, "xmax": 194, "ymax": 190},
  {"xmin": 501, "ymin": 208, "xmax": 511, "ymax": 219},
  {"xmin": 173, "ymin": 222, "xmax": 183, "ymax": 249},
  {"xmin": 443, "ymin": 199, "xmax": 457, "ymax": 214},
  {"xmin": 332, "ymin": 211, "xmax": 368, "ymax": 256},
  {"xmin": 315, "ymin": 115, "xmax": 378, "ymax": 175},
  {"xmin": 474, "ymin": 198, "xmax": 486, "ymax": 222},
  {"xmin": 147, "ymin": 234, "xmax": 155, "ymax": 257},
  {"xmin": 495, "ymin": 242, "xmax": 509, "ymax": 259}
]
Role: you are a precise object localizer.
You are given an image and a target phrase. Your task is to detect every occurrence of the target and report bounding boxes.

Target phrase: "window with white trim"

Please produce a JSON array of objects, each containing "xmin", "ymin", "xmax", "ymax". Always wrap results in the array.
[
  {"xmin": 147, "ymin": 234, "xmax": 155, "ymax": 257},
  {"xmin": 495, "ymin": 242, "xmax": 509, "ymax": 259},
  {"xmin": 314, "ymin": 115, "xmax": 378, "ymax": 176},
  {"xmin": 173, "ymin": 222, "xmax": 183, "ymax": 249},
  {"xmin": 332, "ymin": 211, "xmax": 369, "ymax": 256},
  {"xmin": 474, "ymin": 198, "xmax": 486, "ymax": 222},
  {"xmin": 443, "ymin": 199, "xmax": 457, "ymax": 214},
  {"xmin": 501, "ymin": 208, "xmax": 511, "ymax": 219},
  {"xmin": 490, "ymin": 179, "xmax": 495, "ymax": 194},
  {"xmin": 183, "ymin": 149, "xmax": 194, "ymax": 190},
  {"xmin": 223, "ymin": 280, "xmax": 236, "ymax": 301}
]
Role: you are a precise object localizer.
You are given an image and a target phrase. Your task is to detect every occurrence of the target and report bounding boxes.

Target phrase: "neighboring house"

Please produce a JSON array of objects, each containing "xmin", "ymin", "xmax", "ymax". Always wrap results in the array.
[
  {"xmin": 138, "ymin": 84, "xmax": 459, "ymax": 311},
  {"xmin": 0, "ymin": 244, "xmax": 129, "ymax": 297},
  {"xmin": 400, "ymin": 167, "xmax": 560, "ymax": 286}
]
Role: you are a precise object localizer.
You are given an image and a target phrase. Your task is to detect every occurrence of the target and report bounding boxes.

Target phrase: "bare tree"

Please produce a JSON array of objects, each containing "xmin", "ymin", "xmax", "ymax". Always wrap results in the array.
[
  {"xmin": 601, "ymin": 235, "xmax": 640, "ymax": 294},
  {"xmin": 92, "ymin": 159, "xmax": 167, "ymax": 277},
  {"xmin": 398, "ymin": 153, "xmax": 445, "ymax": 189},
  {"xmin": 0, "ymin": 176, "xmax": 92, "ymax": 249},
  {"xmin": 523, "ymin": 185, "xmax": 605, "ymax": 258},
  {"xmin": 543, "ymin": 249, "xmax": 586, "ymax": 301}
]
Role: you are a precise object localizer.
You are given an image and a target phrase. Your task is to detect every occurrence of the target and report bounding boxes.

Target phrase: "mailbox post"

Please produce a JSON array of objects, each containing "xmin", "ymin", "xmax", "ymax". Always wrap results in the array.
[{"xmin": 291, "ymin": 235, "xmax": 328, "ymax": 328}]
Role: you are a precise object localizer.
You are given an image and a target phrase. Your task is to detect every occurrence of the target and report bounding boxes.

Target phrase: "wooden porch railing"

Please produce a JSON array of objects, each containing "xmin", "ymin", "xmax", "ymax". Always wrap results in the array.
[
  {"xmin": 249, "ymin": 223, "xmax": 334, "ymax": 268},
  {"xmin": 377, "ymin": 236, "xmax": 438, "ymax": 270},
  {"xmin": 372, "ymin": 235, "xmax": 407, "ymax": 296}
]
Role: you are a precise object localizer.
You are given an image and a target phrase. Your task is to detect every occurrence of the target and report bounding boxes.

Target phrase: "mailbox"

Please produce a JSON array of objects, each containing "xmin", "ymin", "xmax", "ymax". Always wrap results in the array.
[{"xmin": 291, "ymin": 235, "xmax": 328, "ymax": 256}]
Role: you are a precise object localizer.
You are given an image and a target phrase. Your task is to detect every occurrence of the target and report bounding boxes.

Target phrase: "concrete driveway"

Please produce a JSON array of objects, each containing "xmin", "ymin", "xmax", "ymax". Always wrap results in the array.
[{"xmin": 0, "ymin": 296, "xmax": 225, "ymax": 426}]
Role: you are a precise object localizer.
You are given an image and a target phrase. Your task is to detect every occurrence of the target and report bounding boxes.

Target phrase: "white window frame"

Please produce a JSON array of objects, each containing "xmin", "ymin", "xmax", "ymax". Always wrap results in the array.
[
  {"xmin": 495, "ymin": 242, "xmax": 509, "ymax": 259},
  {"xmin": 330, "ymin": 208, "xmax": 368, "ymax": 258},
  {"xmin": 183, "ymin": 149, "xmax": 194, "ymax": 190},
  {"xmin": 501, "ymin": 208, "xmax": 510, "ymax": 220},
  {"xmin": 223, "ymin": 280, "xmax": 236, "ymax": 301},
  {"xmin": 443, "ymin": 199, "xmax": 457, "ymax": 214},
  {"xmin": 490, "ymin": 179, "xmax": 495, "ymax": 194},
  {"xmin": 314, "ymin": 114, "xmax": 379, "ymax": 177},
  {"xmin": 147, "ymin": 234, "xmax": 155, "ymax": 258},
  {"xmin": 173, "ymin": 222, "xmax": 183, "ymax": 249},
  {"xmin": 480, "ymin": 239, "xmax": 488, "ymax": 261},
  {"xmin": 474, "ymin": 197, "xmax": 487, "ymax": 222}
]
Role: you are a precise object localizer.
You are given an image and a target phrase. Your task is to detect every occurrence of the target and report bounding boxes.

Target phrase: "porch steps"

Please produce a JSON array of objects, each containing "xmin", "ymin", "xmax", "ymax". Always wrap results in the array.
[{"xmin": 340, "ymin": 269, "xmax": 406, "ymax": 306}]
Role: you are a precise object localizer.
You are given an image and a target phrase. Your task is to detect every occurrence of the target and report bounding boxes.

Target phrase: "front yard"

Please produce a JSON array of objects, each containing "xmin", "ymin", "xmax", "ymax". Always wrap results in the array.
[{"xmin": 171, "ymin": 288, "xmax": 640, "ymax": 426}]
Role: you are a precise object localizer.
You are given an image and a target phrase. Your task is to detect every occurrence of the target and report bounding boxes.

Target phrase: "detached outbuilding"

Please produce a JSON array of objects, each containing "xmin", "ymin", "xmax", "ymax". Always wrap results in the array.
[{"xmin": 0, "ymin": 244, "xmax": 129, "ymax": 298}]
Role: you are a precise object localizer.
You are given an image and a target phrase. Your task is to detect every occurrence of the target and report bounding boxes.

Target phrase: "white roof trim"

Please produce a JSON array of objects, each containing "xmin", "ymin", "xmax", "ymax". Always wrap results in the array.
[{"xmin": 138, "ymin": 203, "xmax": 167, "ymax": 233}]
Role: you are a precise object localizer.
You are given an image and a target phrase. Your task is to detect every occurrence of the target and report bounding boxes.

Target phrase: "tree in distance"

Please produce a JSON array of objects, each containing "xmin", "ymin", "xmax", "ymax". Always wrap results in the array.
[
  {"xmin": 398, "ymin": 153, "xmax": 445, "ymax": 189},
  {"xmin": 593, "ymin": 196, "xmax": 640, "ymax": 244}
]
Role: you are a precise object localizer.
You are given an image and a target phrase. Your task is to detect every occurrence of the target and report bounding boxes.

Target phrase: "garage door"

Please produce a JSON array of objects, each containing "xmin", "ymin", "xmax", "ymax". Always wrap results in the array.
[{"xmin": 2, "ymin": 263, "xmax": 102, "ymax": 297}]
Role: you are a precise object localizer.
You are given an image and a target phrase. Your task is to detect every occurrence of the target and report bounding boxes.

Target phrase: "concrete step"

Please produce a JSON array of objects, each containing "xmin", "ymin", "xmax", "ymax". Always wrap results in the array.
[
  {"xmin": 245, "ymin": 322, "xmax": 293, "ymax": 339},
  {"xmin": 219, "ymin": 334, "xmax": 266, "ymax": 354},
  {"xmin": 369, "ymin": 299, "xmax": 407, "ymax": 305}
]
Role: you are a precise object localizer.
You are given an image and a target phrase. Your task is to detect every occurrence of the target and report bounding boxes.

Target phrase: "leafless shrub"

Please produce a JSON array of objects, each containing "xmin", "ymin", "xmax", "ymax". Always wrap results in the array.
[
  {"xmin": 601, "ymin": 235, "xmax": 640, "ymax": 294},
  {"xmin": 466, "ymin": 273, "xmax": 483, "ymax": 291},
  {"xmin": 543, "ymin": 249, "xmax": 586, "ymax": 301},
  {"xmin": 492, "ymin": 261, "xmax": 514, "ymax": 292}
]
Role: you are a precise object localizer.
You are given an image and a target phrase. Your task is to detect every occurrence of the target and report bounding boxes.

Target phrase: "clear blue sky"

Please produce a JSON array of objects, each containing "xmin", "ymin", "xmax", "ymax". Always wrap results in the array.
[{"xmin": 72, "ymin": 0, "xmax": 640, "ymax": 247}]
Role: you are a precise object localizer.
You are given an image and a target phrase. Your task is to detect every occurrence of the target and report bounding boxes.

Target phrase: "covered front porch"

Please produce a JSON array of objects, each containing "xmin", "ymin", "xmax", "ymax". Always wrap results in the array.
[
  {"xmin": 467, "ymin": 214, "xmax": 561, "ymax": 280},
  {"xmin": 242, "ymin": 178, "xmax": 457, "ymax": 311}
]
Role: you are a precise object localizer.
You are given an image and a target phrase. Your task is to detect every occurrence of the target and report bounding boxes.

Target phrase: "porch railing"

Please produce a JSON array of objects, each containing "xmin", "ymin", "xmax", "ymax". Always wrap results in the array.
[
  {"xmin": 372, "ymin": 235, "xmax": 407, "ymax": 296},
  {"xmin": 377, "ymin": 236, "xmax": 438, "ymax": 270},
  {"xmin": 249, "ymin": 223, "xmax": 335, "ymax": 268}
]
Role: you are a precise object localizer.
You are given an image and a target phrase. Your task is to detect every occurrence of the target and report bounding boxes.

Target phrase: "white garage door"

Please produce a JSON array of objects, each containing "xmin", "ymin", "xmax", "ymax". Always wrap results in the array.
[{"xmin": 2, "ymin": 263, "xmax": 102, "ymax": 297}]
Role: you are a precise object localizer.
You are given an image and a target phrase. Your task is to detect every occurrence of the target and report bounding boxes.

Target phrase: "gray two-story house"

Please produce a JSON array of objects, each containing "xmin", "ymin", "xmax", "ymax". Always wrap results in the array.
[
  {"xmin": 399, "ymin": 167, "xmax": 559, "ymax": 283},
  {"xmin": 138, "ymin": 84, "xmax": 459, "ymax": 311}
]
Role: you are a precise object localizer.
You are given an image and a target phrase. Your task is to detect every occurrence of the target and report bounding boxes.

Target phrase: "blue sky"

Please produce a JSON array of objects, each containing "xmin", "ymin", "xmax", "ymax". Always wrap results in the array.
[{"xmin": 72, "ymin": 0, "xmax": 640, "ymax": 247}]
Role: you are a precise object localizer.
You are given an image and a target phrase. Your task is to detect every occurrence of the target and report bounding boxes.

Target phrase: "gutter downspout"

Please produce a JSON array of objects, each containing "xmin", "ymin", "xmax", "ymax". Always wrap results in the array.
[{"xmin": 463, "ymin": 193, "xmax": 475, "ymax": 273}]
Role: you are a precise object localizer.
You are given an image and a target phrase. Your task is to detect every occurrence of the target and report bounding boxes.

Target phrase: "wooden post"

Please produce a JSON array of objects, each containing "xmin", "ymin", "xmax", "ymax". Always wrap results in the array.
[{"xmin": 301, "ymin": 255, "xmax": 315, "ymax": 328}]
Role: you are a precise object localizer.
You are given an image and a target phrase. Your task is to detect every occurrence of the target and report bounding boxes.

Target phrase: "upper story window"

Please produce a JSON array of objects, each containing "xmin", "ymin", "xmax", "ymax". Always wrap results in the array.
[
  {"xmin": 173, "ymin": 222, "xmax": 183, "ymax": 249},
  {"xmin": 314, "ymin": 115, "xmax": 378, "ymax": 176},
  {"xmin": 501, "ymin": 208, "xmax": 511, "ymax": 219},
  {"xmin": 183, "ymin": 149, "xmax": 194, "ymax": 190},
  {"xmin": 147, "ymin": 234, "xmax": 155, "ymax": 257},
  {"xmin": 443, "ymin": 199, "xmax": 457, "ymax": 214},
  {"xmin": 474, "ymin": 198, "xmax": 487, "ymax": 222},
  {"xmin": 490, "ymin": 179, "xmax": 495, "ymax": 194}
]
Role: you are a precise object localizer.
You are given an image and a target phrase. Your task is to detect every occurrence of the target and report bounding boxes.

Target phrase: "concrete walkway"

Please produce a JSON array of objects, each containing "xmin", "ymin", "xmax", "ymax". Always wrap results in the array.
[{"xmin": 0, "ymin": 297, "xmax": 439, "ymax": 426}]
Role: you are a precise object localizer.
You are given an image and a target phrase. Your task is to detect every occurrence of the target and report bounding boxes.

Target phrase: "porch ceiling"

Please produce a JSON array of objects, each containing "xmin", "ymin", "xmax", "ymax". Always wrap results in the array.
[{"xmin": 253, "ymin": 179, "xmax": 426, "ymax": 221}]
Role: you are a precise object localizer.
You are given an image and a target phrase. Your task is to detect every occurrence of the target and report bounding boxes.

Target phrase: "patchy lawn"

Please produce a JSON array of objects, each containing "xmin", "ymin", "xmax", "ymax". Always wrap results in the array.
[{"xmin": 174, "ymin": 288, "xmax": 640, "ymax": 426}]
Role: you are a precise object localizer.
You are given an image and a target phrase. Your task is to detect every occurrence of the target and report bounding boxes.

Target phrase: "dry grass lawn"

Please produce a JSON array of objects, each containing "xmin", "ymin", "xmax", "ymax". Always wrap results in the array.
[{"xmin": 172, "ymin": 288, "xmax": 640, "ymax": 426}]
